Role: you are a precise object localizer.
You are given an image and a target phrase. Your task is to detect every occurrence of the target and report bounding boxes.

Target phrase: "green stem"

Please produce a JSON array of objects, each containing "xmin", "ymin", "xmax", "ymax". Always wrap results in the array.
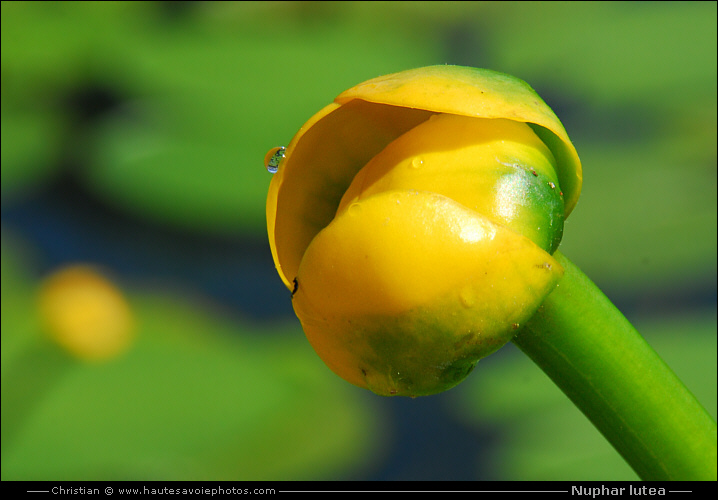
[{"xmin": 512, "ymin": 251, "xmax": 717, "ymax": 481}]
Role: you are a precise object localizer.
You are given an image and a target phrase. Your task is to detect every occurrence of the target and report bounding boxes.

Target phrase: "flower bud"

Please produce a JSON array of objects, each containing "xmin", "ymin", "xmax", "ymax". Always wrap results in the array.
[
  {"xmin": 38, "ymin": 265, "xmax": 135, "ymax": 362},
  {"xmin": 266, "ymin": 65, "xmax": 582, "ymax": 396}
]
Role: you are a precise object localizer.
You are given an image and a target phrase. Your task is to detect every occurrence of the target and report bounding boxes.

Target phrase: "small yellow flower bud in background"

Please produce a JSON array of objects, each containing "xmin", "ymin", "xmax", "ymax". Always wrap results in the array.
[{"xmin": 38, "ymin": 265, "xmax": 135, "ymax": 362}]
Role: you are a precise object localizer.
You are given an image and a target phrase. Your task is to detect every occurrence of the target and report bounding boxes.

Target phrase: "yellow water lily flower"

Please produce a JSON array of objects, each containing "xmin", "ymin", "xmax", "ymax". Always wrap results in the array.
[
  {"xmin": 38, "ymin": 265, "xmax": 135, "ymax": 361},
  {"xmin": 266, "ymin": 65, "xmax": 582, "ymax": 396}
]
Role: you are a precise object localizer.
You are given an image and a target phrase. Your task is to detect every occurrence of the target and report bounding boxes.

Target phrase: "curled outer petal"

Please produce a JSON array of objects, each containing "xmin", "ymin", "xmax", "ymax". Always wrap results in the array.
[{"xmin": 266, "ymin": 65, "xmax": 582, "ymax": 396}]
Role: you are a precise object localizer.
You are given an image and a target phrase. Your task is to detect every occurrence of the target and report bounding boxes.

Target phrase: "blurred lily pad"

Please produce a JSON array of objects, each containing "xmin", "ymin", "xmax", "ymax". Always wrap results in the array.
[
  {"xmin": 2, "ymin": 2, "xmax": 440, "ymax": 235},
  {"xmin": 78, "ymin": 5, "xmax": 440, "ymax": 235},
  {"xmin": 560, "ymin": 138, "xmax": 717, "ymax": 291},
  {"xmin": 1, "ymin": 235, "xmax": 382, "ymax": 480},
  {"xmin": 493, "ymin": 2, "xmax": 717, "ymax": 108},
  {"xmin": 0, "ymin": 105, "xmax": 65, "ymax": 202}
]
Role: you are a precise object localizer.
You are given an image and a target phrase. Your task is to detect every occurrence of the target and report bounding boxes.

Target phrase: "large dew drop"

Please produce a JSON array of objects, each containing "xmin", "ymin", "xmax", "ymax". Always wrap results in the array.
[{"xmin": 264, "ymin": 147, "xmax": 286, "ymax": 174}]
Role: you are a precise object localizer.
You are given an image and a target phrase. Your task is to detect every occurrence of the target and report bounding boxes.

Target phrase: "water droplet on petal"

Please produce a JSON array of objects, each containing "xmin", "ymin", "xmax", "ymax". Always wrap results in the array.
[
  {"xmin": 411, "ymin": 156, "xmax": 424, "ymax": 169},
  {"xmin": 459, "ymin": 288, "xmax": 475, "ymax": 308},
  {"xmin": 264, "ymin": 147, "xmax": 285, "ymax": 174}
]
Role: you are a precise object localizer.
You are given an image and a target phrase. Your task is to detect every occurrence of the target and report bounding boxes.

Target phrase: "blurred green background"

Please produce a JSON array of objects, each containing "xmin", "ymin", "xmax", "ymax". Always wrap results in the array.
[{"xmin": 2, "ymin": 1, "xmax": 715, "ymax": 481}]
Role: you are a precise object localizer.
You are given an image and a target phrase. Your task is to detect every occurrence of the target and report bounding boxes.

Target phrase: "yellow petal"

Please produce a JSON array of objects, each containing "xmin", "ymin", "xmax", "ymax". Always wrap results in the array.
[
  {"xmin": 336, "ymin": 65, "xmax": 582, "ymax": 218},
  {"xmin": 267, "ymin": 66, "xmax": 581, "ymax": 290},
  {"xmin": 267, "ymin": 100, "xmax": 432, "ymax": 289},
  {"xmin": 337, "ymin": 113, "xmax": 564, "ymax": 253},
  {"xmin": 292, "ymin": 190, "xmax": 563, "ymax": 396}
]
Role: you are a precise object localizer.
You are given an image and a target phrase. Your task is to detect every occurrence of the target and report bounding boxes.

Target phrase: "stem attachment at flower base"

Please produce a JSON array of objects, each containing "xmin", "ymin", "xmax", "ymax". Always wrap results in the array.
[{"xmin": 513, "ymin": 251, "xmax": 717, "ymax": 481}]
